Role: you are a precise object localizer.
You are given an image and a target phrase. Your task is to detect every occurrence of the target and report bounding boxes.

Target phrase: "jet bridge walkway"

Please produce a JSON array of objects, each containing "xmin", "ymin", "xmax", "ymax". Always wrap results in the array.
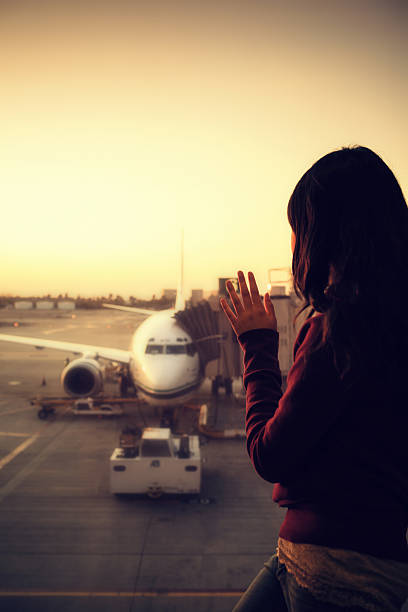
[{"xmin": 174, "ymin": 300, "xmax": 243, "ymax": 393}]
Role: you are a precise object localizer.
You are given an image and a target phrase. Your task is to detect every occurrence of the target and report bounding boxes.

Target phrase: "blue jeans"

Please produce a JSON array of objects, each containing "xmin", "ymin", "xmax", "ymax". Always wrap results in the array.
[{"xmin": 232, "ymin": 554, "xmax": 368, "ymax": 611}]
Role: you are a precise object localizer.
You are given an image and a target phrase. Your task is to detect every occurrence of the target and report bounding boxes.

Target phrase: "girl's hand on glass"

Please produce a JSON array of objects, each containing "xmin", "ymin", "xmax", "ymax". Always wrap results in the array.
[{"xmin": 220, "ymin": 270, "xmax": 277, "ymax": 337}]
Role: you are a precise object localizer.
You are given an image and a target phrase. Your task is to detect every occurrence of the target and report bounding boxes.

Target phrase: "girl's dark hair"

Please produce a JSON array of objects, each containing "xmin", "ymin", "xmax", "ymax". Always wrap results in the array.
[{"xmin": 287, "ymin": 146, "xmax": 408, "ymax": 382}]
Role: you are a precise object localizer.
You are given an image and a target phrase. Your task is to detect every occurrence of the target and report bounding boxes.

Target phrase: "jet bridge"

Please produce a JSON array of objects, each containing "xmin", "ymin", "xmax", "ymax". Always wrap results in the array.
[{"xmin": 174, "ymin": 300, "xmax": 243, "ymax": 394}]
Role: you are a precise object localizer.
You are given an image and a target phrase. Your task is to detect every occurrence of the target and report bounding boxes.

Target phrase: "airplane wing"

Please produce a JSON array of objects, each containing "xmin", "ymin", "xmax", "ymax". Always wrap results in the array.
[
  {"xmin": 0, "ymin": 333, "xmax": 131, "ymax": 364},
  {"xmin": 102, "ymin": 303, "xmax": 170, "ymax": 316}
]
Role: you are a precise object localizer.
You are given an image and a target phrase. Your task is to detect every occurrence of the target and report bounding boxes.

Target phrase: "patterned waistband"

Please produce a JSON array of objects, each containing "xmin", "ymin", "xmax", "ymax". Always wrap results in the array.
[{"xmin": 277, "ymin": 537, "xmax": 408, "ymax": 612}]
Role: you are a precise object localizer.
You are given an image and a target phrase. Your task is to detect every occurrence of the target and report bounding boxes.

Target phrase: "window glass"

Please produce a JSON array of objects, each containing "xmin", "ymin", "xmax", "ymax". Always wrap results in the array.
[
  {"xmin": 166, "ymin": 345, "xmax": 186, "ymax": 354},
  {"xmin": 145, "ymin": 344, "xmax": 164, "ymax": 354},
  {"xmin": 142, "ymin": 439, "xmax": 171, "ymax": 457}
]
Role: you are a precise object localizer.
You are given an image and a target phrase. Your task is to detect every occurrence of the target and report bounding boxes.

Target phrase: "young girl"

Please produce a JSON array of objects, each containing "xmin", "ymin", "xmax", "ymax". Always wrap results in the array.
[{"xmin": 220, "ymin": 147, "xmax": 408, "ymax": 612}]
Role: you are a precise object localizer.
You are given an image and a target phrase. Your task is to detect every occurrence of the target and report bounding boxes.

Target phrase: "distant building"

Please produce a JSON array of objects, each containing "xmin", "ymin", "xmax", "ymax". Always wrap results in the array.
[
  {"xmin": 269, "ymin": 285, "xmax": 286, "ymax": 296},
  {"xmin": 36, "ymin": 301, "xmax": 55, "ymax": 310},
  {"xmin": 57, "ymin": 301, "xmax": 76, "ymax": 310},
  {"xmin": 191, "ymin": 289, "xmax": 204, "ymax": 306},
  {"xmin": 163, "ymin": 289, "xmax": 177, "ymax": 301},
  {"xmin": 14, "ymin": 301, "xmax": 34, "ymax": 310},
  {"xmin": 218, "ymin": 277, "xmax": 239, "ymax": 297},
  {"xmin": 268, "ymin": 286, "xmax": 310, "ymax": 378},
  {"xmin": 269, "ymin": 293, "xmax": 297, "ymax": 375}
]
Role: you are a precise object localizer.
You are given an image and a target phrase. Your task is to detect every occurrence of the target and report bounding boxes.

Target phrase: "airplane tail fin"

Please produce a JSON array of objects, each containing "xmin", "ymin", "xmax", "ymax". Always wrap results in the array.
[{"xmin": 174, "ymin": 229, "xmax": 185, "ymax": 311}]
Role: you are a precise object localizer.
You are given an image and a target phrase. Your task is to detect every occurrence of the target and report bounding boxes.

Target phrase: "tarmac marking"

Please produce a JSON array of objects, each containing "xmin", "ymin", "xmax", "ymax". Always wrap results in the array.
[
  {"xmin": 0, "ymin": 434, "xmax": 39, "ymax": 471},
  {"xmin": 42, "ymin": 327, "xmax": 74, "ymax": 335},
  {"xmin": 0, "ymin": 431, "xmax": 32, "ymax": 438},
  {"xmin": 0, "ymin": 591, "xmax": 244, "ymax": 597},
  {"xmin": 0, "ymin": 421, "xmax": 70, "ymax": 503}
]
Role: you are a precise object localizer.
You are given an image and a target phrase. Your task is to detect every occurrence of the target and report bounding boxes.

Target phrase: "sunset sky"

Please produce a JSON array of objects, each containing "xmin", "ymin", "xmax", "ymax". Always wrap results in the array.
[{"xmin": 1, "ymin": 0, "xmax": 406, "ymax": 299}]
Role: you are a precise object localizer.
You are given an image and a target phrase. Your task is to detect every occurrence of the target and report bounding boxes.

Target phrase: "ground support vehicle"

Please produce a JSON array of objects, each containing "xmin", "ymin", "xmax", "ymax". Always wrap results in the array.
[
  {"xmin": 110, "ymin": 427, "xmax": 201, "ymax": 497},
  {"xmin": 30, "ymin": 395, "xmax": 140, "ymax": 419}
]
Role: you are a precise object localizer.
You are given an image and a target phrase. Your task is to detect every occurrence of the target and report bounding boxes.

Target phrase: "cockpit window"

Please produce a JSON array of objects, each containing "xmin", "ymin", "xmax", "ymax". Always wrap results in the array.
[
  {"xmin": 166, "ymin": 345, "xmax": 186, "ymax": 354},
  {"xmin": 145, "ymin": 345, "xmax": 164, "ymax": 354},
  {"xmin": 186, "ymin": 343, "xmax": 197, "ymax": 357},
  {"xmin": 145, "ymin": 344, "xmax": 197, "ymax": 356}
]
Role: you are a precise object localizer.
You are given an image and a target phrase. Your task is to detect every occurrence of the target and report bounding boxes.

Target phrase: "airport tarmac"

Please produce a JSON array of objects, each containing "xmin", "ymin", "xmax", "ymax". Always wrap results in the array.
[{"xmin": 0, "ymin": 308, "xmax": 285, "ymax": 612}]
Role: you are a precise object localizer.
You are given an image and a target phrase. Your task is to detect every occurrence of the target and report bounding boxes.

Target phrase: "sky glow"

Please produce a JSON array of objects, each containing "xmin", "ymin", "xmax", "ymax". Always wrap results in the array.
[{"xmin": 1, "ymin": 1, "xmax": 406, "ymax": 299}]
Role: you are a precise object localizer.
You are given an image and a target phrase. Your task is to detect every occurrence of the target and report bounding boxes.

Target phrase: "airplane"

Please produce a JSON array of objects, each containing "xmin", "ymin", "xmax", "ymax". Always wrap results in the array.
[{"xmin": 0, "ymin": 237, "xmax": 207, "ymax": 407}]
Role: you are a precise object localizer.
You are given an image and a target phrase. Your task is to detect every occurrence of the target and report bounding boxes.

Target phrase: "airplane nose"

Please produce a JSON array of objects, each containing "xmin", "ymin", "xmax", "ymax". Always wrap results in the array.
[{"xmin": 144, "ymin": 359, "xmax": 187, "ymax": 391}]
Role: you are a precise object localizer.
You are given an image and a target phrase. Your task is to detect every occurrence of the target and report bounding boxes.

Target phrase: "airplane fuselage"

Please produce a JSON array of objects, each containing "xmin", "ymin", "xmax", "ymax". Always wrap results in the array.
[{"xmin": 128, "ymin": 310, "xmax": 202, "ymax": 406}]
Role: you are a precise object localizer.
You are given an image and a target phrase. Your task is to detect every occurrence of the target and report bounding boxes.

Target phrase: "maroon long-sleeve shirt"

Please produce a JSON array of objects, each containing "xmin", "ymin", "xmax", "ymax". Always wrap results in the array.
[{"xmin": 238, "ymin": 314, "xmax": 408, "ymax": 562}]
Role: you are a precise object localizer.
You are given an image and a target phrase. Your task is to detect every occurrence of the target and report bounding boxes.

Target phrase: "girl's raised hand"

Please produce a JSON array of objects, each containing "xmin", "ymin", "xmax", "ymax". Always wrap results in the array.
[{"xmin": 220, "ymin": 270, "xmax": 277, "ymax": 337}]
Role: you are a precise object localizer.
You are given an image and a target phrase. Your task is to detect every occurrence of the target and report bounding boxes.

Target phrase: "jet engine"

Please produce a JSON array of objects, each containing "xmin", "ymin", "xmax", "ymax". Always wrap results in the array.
[{"xmin": 61, "ymin": 358, "xmax": 104, "ymax": 397}]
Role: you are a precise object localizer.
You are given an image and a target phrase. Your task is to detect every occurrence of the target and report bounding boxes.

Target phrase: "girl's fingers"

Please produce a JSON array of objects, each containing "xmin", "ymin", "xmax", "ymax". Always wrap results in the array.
[
  {"xmin": 219, "ymin": 297, "xmax": 237, "ymax": 331},
  {"xmin": 264, "ymin": 293, "xmax": 277, "ymax": 328},
  {"xmin": 237, "ymin": 270, "xmax": 252, "ymax": 309},
  {"xmin": 226, "ymin": 280, "xmax": 244, "ymax": 315},
  {"xmin": 264, "ymin": 292, "xmax": 274, "ymax": 314},
  {"xmin": 248, "ymin": 271, "xmax": 262, "ymax": 307}
]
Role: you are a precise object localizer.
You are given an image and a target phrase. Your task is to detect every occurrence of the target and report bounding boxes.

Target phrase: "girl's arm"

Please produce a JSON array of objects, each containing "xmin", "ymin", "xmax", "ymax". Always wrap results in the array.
[
  {"xmin": 220, "ymin": 272, "xmax": 343, "ymax": 484},
  {"xmin": 239, "ymin": 316, "xmax": 343, "ymax": 484}
]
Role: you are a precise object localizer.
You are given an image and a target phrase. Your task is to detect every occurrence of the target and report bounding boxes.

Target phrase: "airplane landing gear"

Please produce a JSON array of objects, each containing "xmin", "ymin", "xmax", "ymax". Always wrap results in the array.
[
  {"xmin": 38, "ymin": 406, "xmax": 55, "ymax": 419},
  {"xmin": 211, "ymin": 376, "xmax": 233, "ymax": 396},
  {"xmin": 147, "ymin": 486, "xmax": 163, "ymax": 499}
]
